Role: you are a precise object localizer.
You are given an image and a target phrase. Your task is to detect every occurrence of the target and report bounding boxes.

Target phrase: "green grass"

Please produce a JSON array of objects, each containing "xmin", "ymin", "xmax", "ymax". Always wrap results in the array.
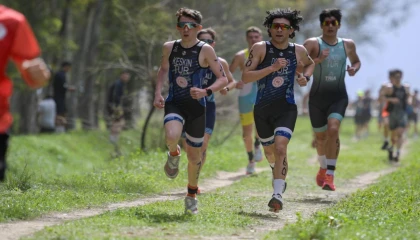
[
  {"xmin": 26, "ymin": 117, "xmax": 402, "ymax": 239},
  {"xmin": 0, "ymin": 114, "xmax": 249, "ymax": 222},
  {"xmin": 263, "ymin": 138, "xmax": 420, "ymax": 240}
]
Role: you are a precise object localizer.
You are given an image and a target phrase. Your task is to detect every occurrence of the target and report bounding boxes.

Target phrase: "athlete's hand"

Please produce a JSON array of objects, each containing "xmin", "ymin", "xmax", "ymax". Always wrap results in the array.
[
  {"xmin": 347, "ymin": 65, "xmax": 357, "ymax": 76},
  {"xmin": 236, "ymin": 81, "xmax": 244, "ymax": 89},
  {"xmin": 389, "ymin": 98, "xmax": 399, "ymax": 104},
  {"xmin": 319, "ymin": 48, "xmax": 330, "ymax": 62},
  {"xmin": 220, "ymin": 87, "xmax": 229, "ymax": 95},
  {"xmin": 296, "ymin": 73, "xmax": 308, "ymax": 87},
  {"xmin": 190, "ymin": 87, "xmax": 207, "ymax": 99},
  {"xmin": 271, "ymin": 58, "xmax": 288, "ymax": 72},
  {"xmin": 153, "ymin": 94, "xmax": 165, "ymax": 109},
  {"xmin": 22, "ymin": 58, "xmax": 51, "ymax": 88}
]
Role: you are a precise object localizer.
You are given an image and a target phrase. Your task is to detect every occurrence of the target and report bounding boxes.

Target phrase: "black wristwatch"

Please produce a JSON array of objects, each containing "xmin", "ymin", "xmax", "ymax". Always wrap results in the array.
[
  {"xmin": 206, "ymin": 88, "xmax": 213, "ymax": 96},
  {"xmin": 304, "ymin": 75, "xmax": 311, "ymax": 82}
]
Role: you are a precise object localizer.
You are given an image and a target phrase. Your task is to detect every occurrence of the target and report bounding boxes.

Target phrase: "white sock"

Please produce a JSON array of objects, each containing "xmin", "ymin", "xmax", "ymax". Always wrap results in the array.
[
  {"xmin": 318, "ymin": 155, "xmax": 327, "ymax": 169},
  {"xmin": 273, "ymin": 179, "xmax": 286, "ymax": 195},
  {"xmin": 326, "ymin": 159, "xmax": 337, "ymax": 175}
]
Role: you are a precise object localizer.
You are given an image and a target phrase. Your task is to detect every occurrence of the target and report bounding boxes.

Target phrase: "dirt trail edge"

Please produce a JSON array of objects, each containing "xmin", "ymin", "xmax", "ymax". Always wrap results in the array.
[
  {"xmin": 0, "ymin": 167, "xmax": 270, "ymax": 240},
  {"xmin": 213, "ymin": 166, "xmax": 399, "ymax": 240}
]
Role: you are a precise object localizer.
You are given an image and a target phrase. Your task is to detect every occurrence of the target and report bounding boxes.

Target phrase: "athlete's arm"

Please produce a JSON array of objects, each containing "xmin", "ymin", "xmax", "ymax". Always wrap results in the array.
[
  {"xmin": 382, "ymin": 86, "xmax": 399, "ymax": 104},
  {"xmin": 204, "ymin": 45, "xmax": 228, "ymax": 92},
  {"xmin": 242, "ymin": 42, "xmax": 280, "ymax": 83},
  {"xmin": 10, "ymin": 15, "xmax": 50, "ymax": 88},
  {"xmin": 229, "ymin": 51, "xmax": 244, "ymax": 89},
  {"xmin": 219, "ymin": 58, "xmax": 236, "ymax": 95},
  {"xmin": 344, "ymin": 39, "xmax": 361, "ymax": 76},
  {"xmin": 303, "ymin": 38, "xmax": 325, "ymax": 64},
  {"xmin": 296, "ymin": 44, "xmax": 315, "ymax": 78},
  {"xmin": 302, "ymin": 91, "xmax": 310, "ymax": 114},
  {"xmin": 405, "ymin": 85, "xmax": 411, "ymax": 104},
  {"xmin": 154, "ymin": 41, "xmax": 173, "ymax": 109}
]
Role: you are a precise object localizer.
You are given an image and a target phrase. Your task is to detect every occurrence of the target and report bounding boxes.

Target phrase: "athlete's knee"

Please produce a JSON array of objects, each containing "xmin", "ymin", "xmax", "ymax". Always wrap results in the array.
[
  {"xmin": 327, "ymin": 122, "xmax": 340, "ymax": 138},
  {"xmin": 274, "ymin": 143, "xmax": 287, "ymax": 157},
  {"xmin": 242, "ymin": 125, "xmax": 253, "ymax": 138},
  {"xmin": 186, "ymin": 147, "xmax": 201, "ymax": 163},
  {"xmin": 166, "ymin": 129, "xmax": 181, "ymax": 144}
]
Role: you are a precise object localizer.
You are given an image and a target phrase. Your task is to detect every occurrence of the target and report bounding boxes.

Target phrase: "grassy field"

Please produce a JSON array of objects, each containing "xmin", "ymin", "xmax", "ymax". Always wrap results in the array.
[
  {"xmin": 22, "ymin": 117, "xmax": 409, "ymax": 240},
  {"xmin": 263, "ymin": 138, "xmax": 420, "ymax": 240},
  {"xmin": 0, "ymin": 114, "xmax": 249, "ymax": 222}
]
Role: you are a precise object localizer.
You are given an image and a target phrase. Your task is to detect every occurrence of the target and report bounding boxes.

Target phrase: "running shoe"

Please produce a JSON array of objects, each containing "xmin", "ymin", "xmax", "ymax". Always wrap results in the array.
[
  {"xmin": 164, "ymin": 146, "xmax": 181, "ymax": 179},
  {"xmin": 184, "ymin": 196, "xmax": 198, "ymax": 214},
  {"xmin": 387, "ymin": 147, "xmax": 393, "ymax": 161},
  {"xmin": 316, "ymin": 168, "xmax": 327, "ymax": 187},
  {"xmin": 322, "ymin": 174, "xmax": 336, "ymax": 191},
  {"xmin": 246, "ymin": 161, "xmax": 256, "ymax": 175},
  {"xmin": 268, "ymin": 193, "xmax": 283, "ymax": 213},
  {"xmin": 381, "ymin": 141, "xmax": 389, "ymax": 150},
  {"xmin": 254, "ymin": 147, "xmax": 263, "ymax": 162}
]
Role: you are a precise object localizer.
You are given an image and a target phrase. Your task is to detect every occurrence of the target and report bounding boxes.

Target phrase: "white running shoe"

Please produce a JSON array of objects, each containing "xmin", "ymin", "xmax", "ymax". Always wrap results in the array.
[
  {"xmin": 164, "ymin": 146, "xmax": 181, "ymax": 179},
  {"xmin": 184, "ymin": 196, "xmax": 198, "ymax": 214},
  {"xmin": 246, "ymin": 161, "xmax": 256, "ymax": 175},
  {"xmin": 254, "ymin": 147, "xmax": 263, "ymax": 162}
]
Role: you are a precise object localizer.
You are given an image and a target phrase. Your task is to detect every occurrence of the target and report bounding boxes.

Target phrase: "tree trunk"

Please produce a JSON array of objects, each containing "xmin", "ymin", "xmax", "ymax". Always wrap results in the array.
[
  {"xmin": 18, "ymin": 90, "xmax": 38, "ymax": 134},
  {"xmin": 79, "ymin": 0, "xmax": 105, "ymax": 130}
]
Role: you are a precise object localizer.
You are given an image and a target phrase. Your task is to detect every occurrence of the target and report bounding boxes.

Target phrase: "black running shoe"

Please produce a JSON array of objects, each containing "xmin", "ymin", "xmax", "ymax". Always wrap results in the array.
[
  {"xmin": 387, "ymin": 147, "xmax": 393, "ymax": 161},
  {"xmin": 381, "ymin": 141, "xmax": 389, "ymax": 150}
]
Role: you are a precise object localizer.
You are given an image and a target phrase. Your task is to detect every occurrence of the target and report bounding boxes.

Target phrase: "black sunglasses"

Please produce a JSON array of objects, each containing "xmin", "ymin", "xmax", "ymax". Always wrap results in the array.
[{"xmin": 200, "ymin": 39, "xmax": 214, "ymax": 44}]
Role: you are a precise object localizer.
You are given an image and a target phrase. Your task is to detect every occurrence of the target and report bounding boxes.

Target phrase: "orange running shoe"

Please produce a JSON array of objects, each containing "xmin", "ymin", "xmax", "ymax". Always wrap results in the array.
[
  {"xmin": 322, "ymin": 174, "xmax": 336, "ymax": 191},
  {"xmin": 316, "ymin": 168, "xmax": 327, "ymax": 187}
]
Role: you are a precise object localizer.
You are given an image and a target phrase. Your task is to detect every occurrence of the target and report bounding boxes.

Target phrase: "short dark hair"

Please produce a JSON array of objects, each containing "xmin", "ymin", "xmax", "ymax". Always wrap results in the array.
[
  {"xmin": 246, "ymin": 26, "xmax": 262, "ymax": 36},
  {"xmin": 389, "ymin": 69, "xmax": 403, "ymax": 77},
  {"xmin": 176, "ymin": 8, "xmax": 202, "ymax": 24},
  {"xmin": 120, "ymin": 70, "xmax": 130, "ymax": 75},
  {"xmin": 263, "ymin": 8, "xmax": 303, "ymax": 39},
  {"xmin": 44, "ymin": 95, "xmax": 53, "ymax": 99},
  {"xmin": 198, "ymin": 28, "xmax": 216, "ymax": 40},
  {"xmin": 61, "ymin": 61, "xmax": 71, "ymax": 68},
  {"xmin": 319, "ymin": 8, "xmax": 342, "ymax": 24}
]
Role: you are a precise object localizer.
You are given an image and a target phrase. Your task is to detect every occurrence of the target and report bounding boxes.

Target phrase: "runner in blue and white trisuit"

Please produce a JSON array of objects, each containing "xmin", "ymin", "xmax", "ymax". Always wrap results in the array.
[
  {"xmin": 180, "ymin": 28, "xmax": 236, "ymax": 194},
  {"xmin": 242, "ymin": 8, "xmax": 315, "ymax": 212},
  {"xmin": 153, "ymin": 8, "xmax": 227, "ymax": 214}
]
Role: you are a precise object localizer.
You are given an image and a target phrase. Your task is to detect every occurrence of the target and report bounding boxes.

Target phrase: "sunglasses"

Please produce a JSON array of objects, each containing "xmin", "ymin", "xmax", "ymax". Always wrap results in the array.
[
  {"xmin": 269, "ymin": 23, "xmax": 293, "ymax": 30},
  {"xmin": 322, "ymin": 20, "xmax": 339, "ymax": 26},
  {"xmin": 200, "ymin": 39, "xmax": 214, "ymax": 44},
  {"xmin": 177, "ymin": 22, "xmax": 199, "ymax": 29}
]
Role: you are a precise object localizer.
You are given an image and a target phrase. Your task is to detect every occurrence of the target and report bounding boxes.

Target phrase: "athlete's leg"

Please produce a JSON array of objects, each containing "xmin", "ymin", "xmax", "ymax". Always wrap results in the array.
[
  {"xmin": 163, "ymin": 104, "xmax": 184, "ymax": 179},
  {"xmin": 183, "ymin": 105, "xmax": 205, "ymax": 214},
  {"xmin": 201, "ymin": 102, "xmax": 216, "ymax": 167},
  {"xmin": 322, "ymin": 98, "xmax": 348, "ymax": 191},
  {"xmin": 309, "ymin": 101, "xmax": 328, "ymax": 186},
  {"xmin": 253, "ymin": 126, "xmax": 263, "ymax": 162},
  {"xmin": 0, "ymin": 133, "xmax": 9, "ymax": 182},
  {"xmin": 242, "ymin": 124, "xmax": 254, "ymax": 159},
  {"xmin": 201, "ymin": 133, "xmax": 211, "ymax": 166},
  {"xmin": 267, "ymin": 108, "xmax": 297, "ymax": 212}
]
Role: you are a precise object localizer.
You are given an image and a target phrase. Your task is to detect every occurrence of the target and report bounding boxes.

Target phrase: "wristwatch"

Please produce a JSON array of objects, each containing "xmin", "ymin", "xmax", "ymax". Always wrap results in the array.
[
  {"xmin": 206, "ymin": 88, "xmax": 213, "ymax": 96},
  {"xmin": 304, "ymin": 75, "xmax": 311, "ymax": 82}
]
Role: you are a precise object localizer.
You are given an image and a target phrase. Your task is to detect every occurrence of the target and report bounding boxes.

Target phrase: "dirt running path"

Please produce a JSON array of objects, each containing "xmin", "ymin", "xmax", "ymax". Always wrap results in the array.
[{"xmin": 0, "ymin": 167, "xmax": 270, "ymax": 240}]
